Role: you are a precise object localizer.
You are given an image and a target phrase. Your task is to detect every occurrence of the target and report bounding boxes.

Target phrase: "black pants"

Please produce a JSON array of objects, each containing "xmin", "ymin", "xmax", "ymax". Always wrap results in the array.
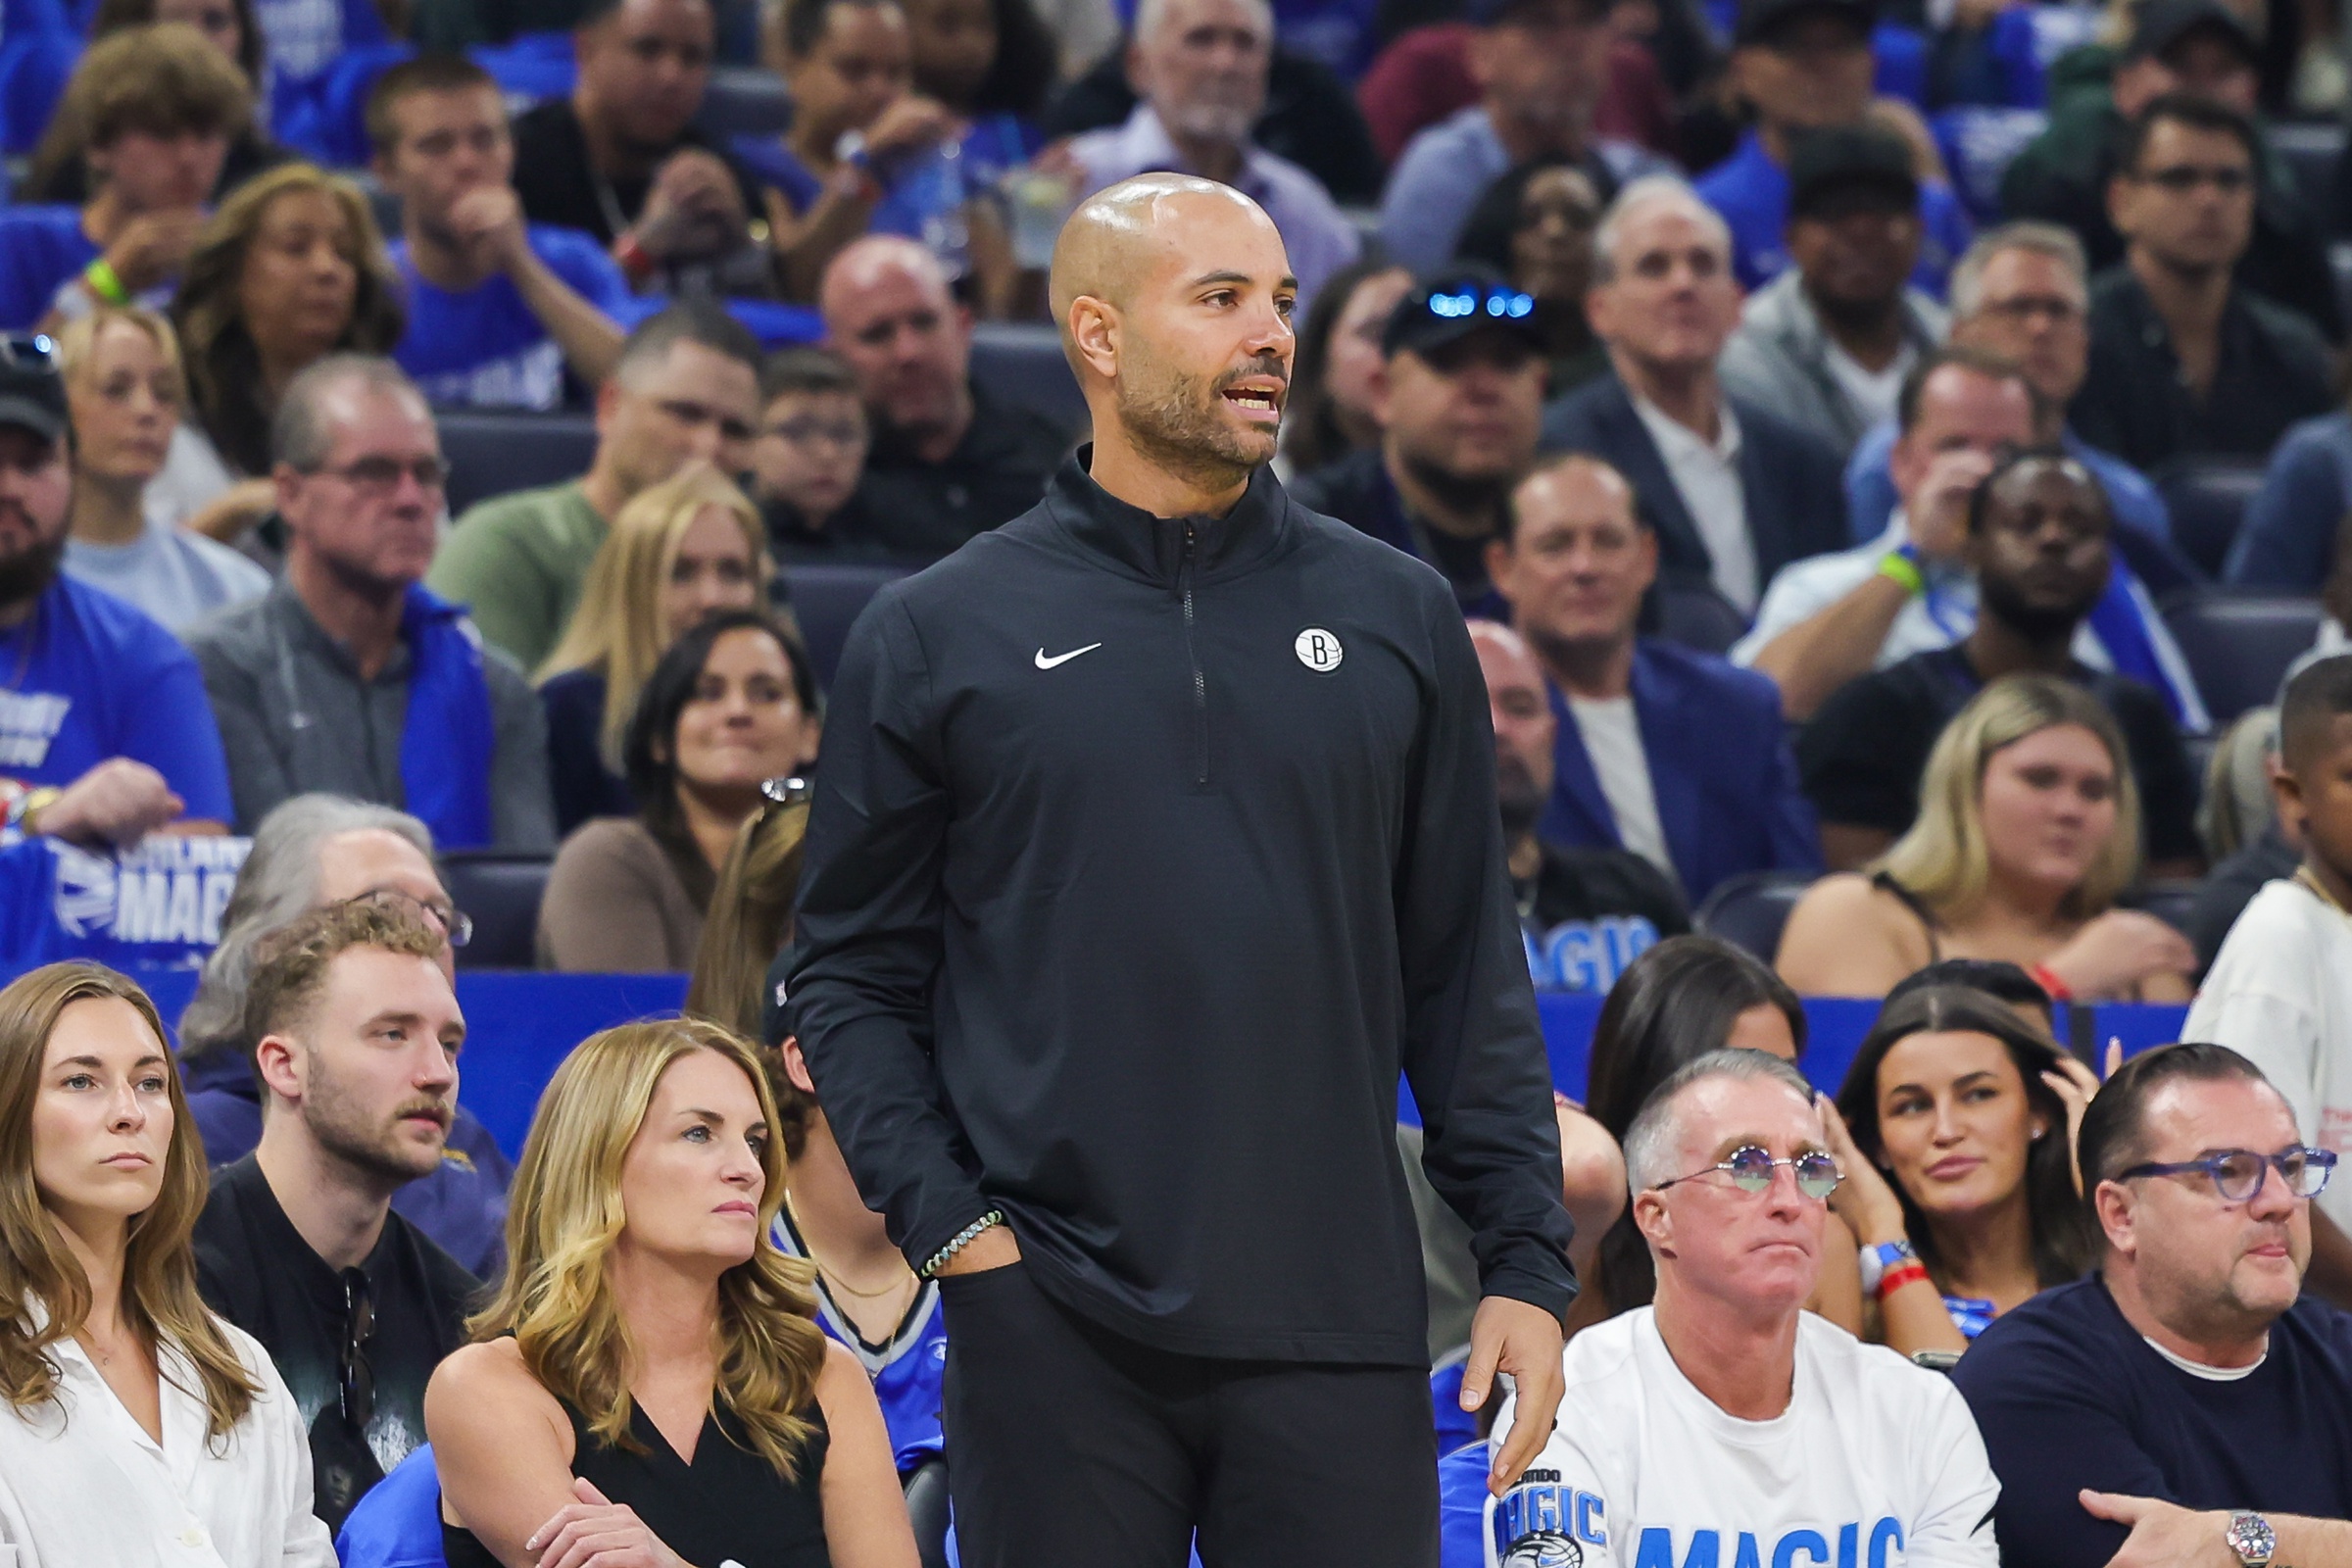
[{"xmin": 938, "ymin": 1260, "xmax": 1441, "ymax": 1568}]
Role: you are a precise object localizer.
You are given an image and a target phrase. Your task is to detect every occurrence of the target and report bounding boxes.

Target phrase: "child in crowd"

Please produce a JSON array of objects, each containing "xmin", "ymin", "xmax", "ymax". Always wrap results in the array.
[{"xmin": 751, "ymin": 347, "xmax": 889, "ymax": 562}]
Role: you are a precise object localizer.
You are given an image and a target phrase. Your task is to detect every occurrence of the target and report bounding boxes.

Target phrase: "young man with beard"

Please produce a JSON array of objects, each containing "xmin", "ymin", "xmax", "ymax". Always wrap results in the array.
[
  {"xmin": 1796, "ymin": 449, "xmax": 2201, "ymax": 876},
  {"xmin": 788, "ymin": 172, "xmax": 1575, "ymax": 1565},
  {"xmin": 0, "ymin": 335, "xmax": 231, "ymax": 845},
  {"xmin": 193, "ymin": 899, "xmax": 478, "ymax": 1534},
  {"xmin": 1471, "ymin": 617, "xmax": 1687, "ymax": 994},
  {"xmin": 1291, "ymin": 265, "xmax": 1547, "ymax": 621}
]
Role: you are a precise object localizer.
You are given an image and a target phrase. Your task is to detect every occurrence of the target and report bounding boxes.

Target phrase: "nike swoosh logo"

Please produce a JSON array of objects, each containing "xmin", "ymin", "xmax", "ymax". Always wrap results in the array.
[{"xmin": 1034, "ymin": 643, "xmax": 1103, "ymax": 669}]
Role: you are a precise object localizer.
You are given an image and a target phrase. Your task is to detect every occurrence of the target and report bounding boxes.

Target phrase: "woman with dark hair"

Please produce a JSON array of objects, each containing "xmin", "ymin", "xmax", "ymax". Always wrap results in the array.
[
  {"xmin": 0, "ymin": 961, "xmax": 333, "ymax": 1563},
  {"xmin": 1826, "ymin": 984, "xmax": 2102, "ymax": 1356},
  {"xmin": 164, "ymin": 162, "xmax": 405, "ymax": 538},
  {"xmin": 1574, "ymin": 934, "xmax": 1861, "ymax": 1334},
  {"xmin": 1451, "ymin": 159, "xmax": 1607, "ymax": 394},
  {"xmin": 539, "ymin": 611, "xmax": 821, "ymax": 972},
  {"xmin": 1276, "ymin": 258, "xmax": 1411, "ymax": 478},
  {"xmin": 904, "ymin": 0, "xmax": 1058, "ymax": 148}
]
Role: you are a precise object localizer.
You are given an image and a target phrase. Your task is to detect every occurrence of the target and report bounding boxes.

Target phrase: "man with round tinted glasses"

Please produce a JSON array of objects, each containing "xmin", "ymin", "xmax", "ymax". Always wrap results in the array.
[
  {"xmin": 1955, "ymin": 1043, "xmax": 2352, "ymax": 1568},
  {"xmin": 1483, "ymin": 1049, "xmax": 2000, "ymax": 1568}
]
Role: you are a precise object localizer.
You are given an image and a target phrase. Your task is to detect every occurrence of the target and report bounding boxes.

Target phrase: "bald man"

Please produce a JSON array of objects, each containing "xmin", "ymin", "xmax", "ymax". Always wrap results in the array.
[
  {"xmin": 789, "ymin": 173, "xmax": 1576, "ymax": 1566},
  {"xmin": 817, "ymin": 235, "xmax": 1072, "ymax": 560}
]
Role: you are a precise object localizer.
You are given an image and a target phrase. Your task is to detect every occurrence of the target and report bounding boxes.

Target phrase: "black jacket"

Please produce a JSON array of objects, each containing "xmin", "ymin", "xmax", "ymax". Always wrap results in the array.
[{"xmin": 786, "ymin": 457, "xmax": 1574, "ymax": 1365}]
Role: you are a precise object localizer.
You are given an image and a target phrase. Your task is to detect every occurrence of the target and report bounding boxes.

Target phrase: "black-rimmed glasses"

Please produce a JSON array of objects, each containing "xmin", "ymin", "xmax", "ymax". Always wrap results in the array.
[
  {"xmin": 338, "ymin": 1268, "xmax": 375, "ymax": 1431},
  {"xmin": 347, "ymin": 887, "xmax": 474, "ymax": 949},
  {"xmin": 1653, "ymin": 1145, "xmax": 1843, "ymax": 1200},
  {"xmin": 2117, "ymin": 1147, "xmax": 2336, "ymax": 1202}
]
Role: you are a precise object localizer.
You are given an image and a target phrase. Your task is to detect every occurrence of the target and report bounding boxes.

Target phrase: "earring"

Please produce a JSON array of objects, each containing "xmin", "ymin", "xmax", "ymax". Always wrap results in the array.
[{"xmin": 2031, "ymin": 1127, "xmax": 2046, "ymax": 1141}]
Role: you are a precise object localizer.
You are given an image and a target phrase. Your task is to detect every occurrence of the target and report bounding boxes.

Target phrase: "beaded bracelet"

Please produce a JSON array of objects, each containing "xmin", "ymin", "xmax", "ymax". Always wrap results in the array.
[{"xmin": 918, "ymin": 1209, "xmax": 1006, "ymax": 1279}]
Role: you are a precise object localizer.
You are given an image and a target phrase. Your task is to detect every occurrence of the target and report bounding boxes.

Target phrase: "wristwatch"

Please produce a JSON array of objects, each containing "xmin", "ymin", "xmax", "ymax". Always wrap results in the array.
[
  {"xmin": 1856, "ymin": 1238, "xmax": 1917, "ymax": 1298},
  {"xmin": 2227, "ymin": 1510, "xmax": 2276, "ymax": 1567}
]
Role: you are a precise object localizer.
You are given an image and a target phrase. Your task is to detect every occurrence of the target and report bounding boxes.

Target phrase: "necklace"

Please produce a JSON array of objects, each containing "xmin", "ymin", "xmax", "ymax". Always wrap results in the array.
[{"xmin": 783, "ymin": 1191, "xmax": 919, "ymax": 1302}]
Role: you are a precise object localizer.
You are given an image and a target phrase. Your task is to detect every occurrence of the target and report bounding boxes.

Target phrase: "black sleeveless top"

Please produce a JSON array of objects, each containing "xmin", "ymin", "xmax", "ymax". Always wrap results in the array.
[
  {"xmin": 1872, "ymin": 870, "xmax": 1945, "ymax": 961},
  {"xmin": 442, "ymin": 1392, "xmax": 831, "ymax": 1567}
]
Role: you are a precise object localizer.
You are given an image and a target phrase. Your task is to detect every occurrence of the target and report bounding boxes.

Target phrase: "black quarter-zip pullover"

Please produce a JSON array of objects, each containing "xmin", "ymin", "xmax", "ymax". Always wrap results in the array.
[{"xmin": 786, "ymin": 455, "xmax": 1575, "ymax": 1365}]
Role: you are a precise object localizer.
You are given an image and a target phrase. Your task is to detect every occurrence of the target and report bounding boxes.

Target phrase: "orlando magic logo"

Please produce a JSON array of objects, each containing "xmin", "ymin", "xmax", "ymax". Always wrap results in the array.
[
  {"xmin": 1500, "ymin": 1531, "xmax": 1582, "ymax": 1568},
  {"xmin": 1495, "ymin": 1473, "xmax": 1605, "ymax": 1568}
]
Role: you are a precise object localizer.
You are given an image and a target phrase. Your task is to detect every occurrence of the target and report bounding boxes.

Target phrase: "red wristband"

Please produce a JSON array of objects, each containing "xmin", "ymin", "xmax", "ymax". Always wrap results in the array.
[
  {"xmin": 2030, "ymin": 963, "xmax": 2074, "ymax": 1003},
  {"xmin": 613, "ymin": 232, "xmax": 655, "ymax": 282},
  {"xmin": 1874, "ymin": 1258, "xmax": 1931, "ymax": 1303}
]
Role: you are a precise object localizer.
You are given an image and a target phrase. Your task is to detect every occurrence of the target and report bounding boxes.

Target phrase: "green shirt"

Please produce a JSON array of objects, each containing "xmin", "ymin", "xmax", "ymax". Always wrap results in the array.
[{"xmin": 426, "ymin": 481, "xmax": 607, "ymax": 672}]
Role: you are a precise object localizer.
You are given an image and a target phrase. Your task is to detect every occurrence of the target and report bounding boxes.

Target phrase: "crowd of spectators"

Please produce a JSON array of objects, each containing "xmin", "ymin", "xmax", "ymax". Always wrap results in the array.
[{"xmin": 5, "ymin": 0, "xmax": 2352, "ymax": 1556}]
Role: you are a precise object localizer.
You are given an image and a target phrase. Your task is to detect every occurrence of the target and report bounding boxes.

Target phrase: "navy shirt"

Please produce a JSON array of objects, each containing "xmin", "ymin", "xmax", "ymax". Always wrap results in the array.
[
  {"xmin": 1952, "ymin": 1277, "xmax": 2352, "ymax": 1568},
  {"xmin": 0, "ymin": 575, "xmax": 233, "ymax": 819},
  {"xmin": 390, "ymin": 225, "xmax": 632, "ymax": 410}
]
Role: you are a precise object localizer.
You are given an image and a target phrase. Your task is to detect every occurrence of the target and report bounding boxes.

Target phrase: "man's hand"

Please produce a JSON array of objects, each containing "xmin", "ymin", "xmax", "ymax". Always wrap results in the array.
[
  {"xmin": 1905, "ymin": 448, "xmax": 1997, "ymax": 560},
  {"xmin": 446, "ymin": 184, "xmax": 532, "ymax": 275},
  {"xmin": 2080, "ymin": 1492, "xmax": 2235, "ymax": 1568},
  {"xmin": 32, "ymin": 759, "xmax": 183, "ymax": 846},
  {"xmin": 1462, "ymin": 1295, "xmax": 1565, "ymax": 1496},
  {"xmin": 631, "ymin": 150, "xmax": 747, "ymax": 262},
  {"xmin": 933, "ymin": 1222, "xmax": 1021, "ymax": 1277},
  {"xmin": 100, "ymin": 208, "xmax": 208, "ymax": 296}
]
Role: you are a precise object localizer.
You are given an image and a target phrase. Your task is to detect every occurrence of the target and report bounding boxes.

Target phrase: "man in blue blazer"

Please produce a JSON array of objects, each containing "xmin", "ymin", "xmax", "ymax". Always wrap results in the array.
[
  {"xmin": 1489, "ymin": 452, "xmax": 1823, "ymax": 908},
  {"xmin": 1540, "ymin": 175, "xmax": 1848, "ymax": 621}
]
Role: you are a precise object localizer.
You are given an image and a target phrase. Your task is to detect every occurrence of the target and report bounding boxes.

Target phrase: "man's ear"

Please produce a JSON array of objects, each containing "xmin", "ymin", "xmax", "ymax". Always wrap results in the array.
[
  {"xmin": 1067, "ymin": 295, "xmax": 1121, "ymax": 382},
  {"xmin": 780, "ymin": 1035, "xmax": 817, "ymax": 1095},
  {"xmin": 271, "ymin": 464, "xmax": 304, "ymax": 522},
  {"xmin": 253, "ymin": 1032, "xmax": 305, "ymax": 1108},
  {"xmin": 1632, "ymin": 1187, "xmax": 1673, "ymax": 1255},
  {"xmin": 2092, "ymin": 1176, "xmax": 2136, "ymax": 1255},
  {"xmin": 1124, "ymin": 37, "xmax": 1149, "ymax": 96}
]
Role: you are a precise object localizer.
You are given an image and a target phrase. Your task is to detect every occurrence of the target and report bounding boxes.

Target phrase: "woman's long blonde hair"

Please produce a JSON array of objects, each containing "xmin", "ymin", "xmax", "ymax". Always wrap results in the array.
[
  {"xmin": 0, "ymin": 963, "xmax": 259, "ymax": 1439},
  {"xmin": 537, "ymin": 466, "xmax": 773, "ymax": 771},
  {"xmin": 685, "ymin": 789, "xmax": 815, "ymax": 1156},
  {"xmin": 469, "ymin": 1017, "xmax": 828, "ymax": 1478},
  {"xmin": 1875, "ymin": 673, "xmax": 2142, "ymax": 923},
  {"xmin": 171, "ymin": 163, "xmax": 405, "ymax": 476}
]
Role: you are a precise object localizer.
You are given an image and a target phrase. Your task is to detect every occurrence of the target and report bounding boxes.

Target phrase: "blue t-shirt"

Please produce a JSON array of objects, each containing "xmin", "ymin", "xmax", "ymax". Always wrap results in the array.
[
  {"xmin": 0, "ymin": 575, "xmax": 232, "ymax": 820},
  {"xmin": 730, "ymin": 134, "xmax": 984, "ymax": 247},
  {"xmin": 390, "ymin": 225, "xmax": 632, "ymax": 411},
  {"xmin": 0, "ymin": 206, "xmax": 94, "ymax": 331},
  {"xmin": 0, "ymin": 830, "xmax": 250, "ymax": 967},
  {"xmin": 1951, "ymin": 1277, "xmax": 2352, "ymax": 1568},
  {"xmin": 1695, "ymin": 130, "xmax": 1974, "ymax": 298}
]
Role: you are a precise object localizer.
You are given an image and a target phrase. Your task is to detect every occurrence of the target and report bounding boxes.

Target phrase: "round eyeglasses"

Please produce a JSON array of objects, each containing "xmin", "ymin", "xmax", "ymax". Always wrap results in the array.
[
  {"xmin": 2116, "ymin": 1147, "xmax": 2336, "ymax": 1203},
  {"xmin": 1653, "ymin": 1145, "xmax": 1843, "ymax": 1201}
]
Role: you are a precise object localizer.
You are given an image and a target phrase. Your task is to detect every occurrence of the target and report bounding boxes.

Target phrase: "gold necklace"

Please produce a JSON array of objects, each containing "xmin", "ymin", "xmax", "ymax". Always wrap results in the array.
[
  {"xmin": 2296, "ymin": 866, "xmax": 2349, "ymax": 916},
  {"xmin": 783, "ymin": 1191, "xmax": 919, "ymax": 1301}
]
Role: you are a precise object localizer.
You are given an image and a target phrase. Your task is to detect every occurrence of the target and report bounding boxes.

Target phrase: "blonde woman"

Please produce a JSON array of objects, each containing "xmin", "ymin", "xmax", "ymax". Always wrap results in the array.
[
  {"xmin": 1779, "ymin": 674, "xmax": 2195, "ymax": 1001},
  {"xmin": 54, "ymin": 305, "xmax": 270, "ymax": 630},
  {"xmin": 423, "ymin": 1017, "xmax": 916, "ymax": 1568},
  {"xmin": 162, "ymin": 163, "xmax": 405, "ymax": 547},
  {"xmin": 0, "ymin": 961, "xmax": 332, "ymax": 1564},
  {"xmin": 537, "ymin": 466, "xmax": 771, "ymax": 837}
]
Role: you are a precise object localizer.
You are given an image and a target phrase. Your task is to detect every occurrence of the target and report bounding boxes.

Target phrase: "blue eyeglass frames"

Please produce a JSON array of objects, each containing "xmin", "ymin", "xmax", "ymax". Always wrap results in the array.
[{"xmin": 2116, "ymin": 1147, "xmax": 2336, "ymax": 1202}]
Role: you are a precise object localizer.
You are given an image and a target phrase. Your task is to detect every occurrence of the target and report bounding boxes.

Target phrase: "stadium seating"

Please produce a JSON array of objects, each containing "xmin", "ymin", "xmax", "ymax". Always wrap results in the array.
[
  {"xmin": 436, "ymin": 408, "xmax": 599, "ymax": 515},
  {"xmin": 696, "ymin": 65, "xmax": 795, "ymax": 139},
  {"xmin": 2158, "ymin": 460, "xmax": 2268, "ymax": 580},
  {"xmin": 2269, "ymin": 120, "xmax": 2344, "ymax": 234},
  {"xmin": 783, "ymin": 563, "xmax": 909, "ymax": 687},
  {"xmin": 438, "ymin": 851, "xmax": 553, "ymax": 969},
  {"xmin": 969, "ymin": 320, "xmax": 1088, "ymax": 435},
  {"xmin": 2159, "ymin": 589, "xmax": 2325, "ymax": 724},
  {"xmin": 1692, "ymin": 869, "xmax": 1818, "ymax": 964}
]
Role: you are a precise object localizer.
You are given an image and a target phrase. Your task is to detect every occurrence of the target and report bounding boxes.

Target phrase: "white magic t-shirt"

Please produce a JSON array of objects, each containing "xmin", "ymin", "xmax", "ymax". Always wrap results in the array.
[
  {"xmin": 2184, "ymin": 876, "xmax": 2352, "ymax": 1237},
  {"xmin": 1486, "ymin": 1307, "xmax": 1999, "ymax": 1568}
]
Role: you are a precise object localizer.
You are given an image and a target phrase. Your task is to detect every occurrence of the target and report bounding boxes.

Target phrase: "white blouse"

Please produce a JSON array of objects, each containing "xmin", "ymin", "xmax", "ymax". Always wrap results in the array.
[{"xmin": 0, "ymin": 1311, "xmax": 335, "ymax": 1567}]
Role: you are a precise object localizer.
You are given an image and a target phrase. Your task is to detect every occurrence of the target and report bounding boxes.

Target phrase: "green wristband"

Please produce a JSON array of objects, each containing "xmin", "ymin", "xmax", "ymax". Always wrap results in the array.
[
  {"xmin": 81, "ymin": 258, "xmax": 129, "ymax": 306},
  {"xmin": 1876, "ymin": 549, "xmax": 1926, "ymax": 597}
]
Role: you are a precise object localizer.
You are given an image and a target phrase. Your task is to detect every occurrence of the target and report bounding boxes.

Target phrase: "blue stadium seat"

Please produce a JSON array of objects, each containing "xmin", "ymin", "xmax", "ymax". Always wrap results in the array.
[
  {"xmin": 439, "ymin": 852, "xmax": 552, "ymax": 969},
  {"xmin": 1692, "ymin": 869, "xmax": 1818, "ymax": 965},
  {"xmin": 782, "ymin": 563, "xmax": 908, "ymax": 688},
  {"xmin": 471, "ymin": 30, "xmax": 577, "ymax": 108},
  {"xmin": 1654, "ymin": 583, "xmax": 1748, "ymax": 657},
  {"xmin": 275, "ymin": 43, "xmax": 417, "ymax": 168},
  {"xmin": 2158, "ymin": 589, "xmax": 2324, "ymax": 725},
  {"xmin": 2157, "ymin": 461, "xmax": 2267, "ymax": 580},
  {"xmin": 0, "ymin": 31, "xmax": 78, "ymax": 158},
  {"xmin": 2268, "ymin": 121, "xmax": 2344, "ymax": 233},
  {"xmin": 436, "ymin": 408, "xmax": 599, "ymax": 515},
  {"xmin": 969, "ymin": 321, "xmax": 1086, "ymax": 435},
  {"xmin": 696, "ymin": 65, "xmax": 795, "ymax": 139}
]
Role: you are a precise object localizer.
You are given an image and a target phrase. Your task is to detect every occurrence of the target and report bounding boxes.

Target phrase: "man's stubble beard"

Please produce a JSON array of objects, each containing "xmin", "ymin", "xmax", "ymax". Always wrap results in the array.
[{"xmin": 1116, "ymin": 345, "xmax": 1284, "ymax": 494}]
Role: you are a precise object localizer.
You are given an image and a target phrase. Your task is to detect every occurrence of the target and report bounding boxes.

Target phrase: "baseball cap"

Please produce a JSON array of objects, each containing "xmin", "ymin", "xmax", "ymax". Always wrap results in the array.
[
  {"xmin": 2123, "ymin": 0, "xmax": 2256, "ymax": 64},
  {"xmin": 1786, "ymin": 125, "xmax": 1920, "ymax": 220},
  {"xmin": 1382, "ymin": 267, "xmax": 1544, "ymax": 360},
  {"xmin": 1735, "ymin": 0, "xmax": 1875, "ymax": 49},
  {"xmin": 0, "ymin": 335, "xmax": 67, "ymax": 447}
]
